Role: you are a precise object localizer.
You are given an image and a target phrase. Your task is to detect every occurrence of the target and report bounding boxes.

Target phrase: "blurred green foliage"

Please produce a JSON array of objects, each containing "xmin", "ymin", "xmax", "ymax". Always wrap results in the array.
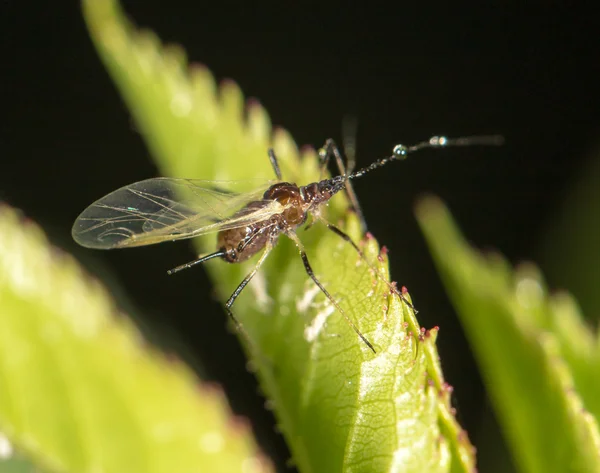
[{"xmin": 417, "ymin": 197, "xmax": 600, "ymax": 473}]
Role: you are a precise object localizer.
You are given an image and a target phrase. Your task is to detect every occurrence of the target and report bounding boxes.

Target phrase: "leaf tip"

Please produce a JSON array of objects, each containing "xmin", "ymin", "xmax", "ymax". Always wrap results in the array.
[{"xmin": 414, "ymin": 193, "xmax": 445, "ymax": 220}]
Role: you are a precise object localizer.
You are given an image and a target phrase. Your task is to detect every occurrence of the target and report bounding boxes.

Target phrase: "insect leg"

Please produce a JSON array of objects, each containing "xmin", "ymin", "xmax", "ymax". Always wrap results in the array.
[
  {"xmin": 317, "ymin": 217, "xmax": 417, "ymax": 314},
  {"xmin": 286, "ymin": 231, "xmax": 376, "ymax": 353},
  {"xmin": 342, "ymin": 115, "xmax": 358, "ymax": 174},
  {"xmin": 318, "ymin": 138, "xmax": 367, "ymax": 232},
  {"xmin": 267, "ymin": 149, "xmax": 283, "ymax": 180},
  {"xmin": 225, "ymin": 244, "xmax": 273, "ymax": 333},
  {"xmin": 167, "ymin": 250, "xmax": 227, "ymax": 275}
]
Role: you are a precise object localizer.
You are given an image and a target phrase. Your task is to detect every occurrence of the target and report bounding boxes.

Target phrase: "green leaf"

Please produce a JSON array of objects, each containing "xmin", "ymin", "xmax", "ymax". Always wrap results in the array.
[
  {"xmin": 416, "ymin": 196, "xmax": 600, "ymax": 473},
  {"xmin": 0, "ymin": 204, "xmax": 272, "ymax": 473},
  {"xmin": 0, "ymin": 448, "xmax": 39, "ymax": 473},
  {"xmin": 539, "ymin": 145, "xmax": 600, "ymax": 318},
  {"xmin": 82, "ymin": 1, "xmax": 477, "ymax": 472}
]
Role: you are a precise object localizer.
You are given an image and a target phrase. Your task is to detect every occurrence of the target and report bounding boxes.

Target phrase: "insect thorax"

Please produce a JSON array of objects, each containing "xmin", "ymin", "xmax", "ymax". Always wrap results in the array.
[{"xmin": 264, "ymin": 182, "xmax": 307, "ymax": 227}]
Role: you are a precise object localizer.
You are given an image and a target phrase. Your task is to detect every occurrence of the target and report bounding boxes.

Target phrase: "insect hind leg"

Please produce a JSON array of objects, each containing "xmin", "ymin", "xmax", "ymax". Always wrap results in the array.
[
  {"xmin": 224, "ymin": 244, "xmax": 273, "ymax": 343},
  {"xmin": 167, "ymin": 250, "xmax": 226, "ymax": 275}
]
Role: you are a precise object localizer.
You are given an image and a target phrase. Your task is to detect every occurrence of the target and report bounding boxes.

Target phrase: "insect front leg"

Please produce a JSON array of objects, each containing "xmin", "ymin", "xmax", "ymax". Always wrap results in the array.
[
  {"xmin": 315, "ymin": 215, "xmax": 417, "ymax": 314},
  {"xmin": 318, "ymin": 138, "xmax": 367, "ymax": 232}
]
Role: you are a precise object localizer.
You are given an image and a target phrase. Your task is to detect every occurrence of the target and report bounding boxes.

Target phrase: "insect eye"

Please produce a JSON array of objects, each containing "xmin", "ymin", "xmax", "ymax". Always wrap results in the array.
[{"xmin": 393, "ymin": 144, "xmax": 408, "ymax": 159}]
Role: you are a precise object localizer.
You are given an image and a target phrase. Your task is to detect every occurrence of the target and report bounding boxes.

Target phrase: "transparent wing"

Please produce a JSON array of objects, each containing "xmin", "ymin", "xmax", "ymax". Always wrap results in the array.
[{"xmin": 72, "ymin": 177, "xmax": 283, "ymax": 249}]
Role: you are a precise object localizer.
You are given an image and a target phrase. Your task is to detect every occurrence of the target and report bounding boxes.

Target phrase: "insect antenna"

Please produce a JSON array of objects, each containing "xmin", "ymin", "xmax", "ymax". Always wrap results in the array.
[
  {"xmin": 319, "ymin": 134, "xmax": 504, "ymax": 319},
  {"xmin": 167, "ymin": 250, "xmax": 227, "ymax": 275},
  {"xmin": 348, "ymin": 134, "xmax": 504, "ymax": 180}
]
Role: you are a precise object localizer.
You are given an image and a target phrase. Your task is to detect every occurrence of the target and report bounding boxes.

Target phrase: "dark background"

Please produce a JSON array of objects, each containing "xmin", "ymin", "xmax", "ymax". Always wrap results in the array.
[{"xmin": 2, "ymin": 2, "xmax": 599, "ymax": 472}]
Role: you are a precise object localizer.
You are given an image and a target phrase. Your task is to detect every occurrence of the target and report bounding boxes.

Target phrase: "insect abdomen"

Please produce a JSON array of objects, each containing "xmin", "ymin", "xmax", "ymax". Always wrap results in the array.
[
  {"xmin": 216, "ymin": 200, "xmax": 273, "ymax": 263},
  {"xmin": 217, "ymin": 223, "xmax": 271, "ymax": 263}
]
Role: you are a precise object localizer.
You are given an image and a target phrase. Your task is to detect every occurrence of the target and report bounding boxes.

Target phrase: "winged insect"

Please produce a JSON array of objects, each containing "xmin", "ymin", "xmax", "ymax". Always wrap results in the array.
[{"xmin": 73, "ymin": 135, "xmax": 503, "ymax": 352}]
